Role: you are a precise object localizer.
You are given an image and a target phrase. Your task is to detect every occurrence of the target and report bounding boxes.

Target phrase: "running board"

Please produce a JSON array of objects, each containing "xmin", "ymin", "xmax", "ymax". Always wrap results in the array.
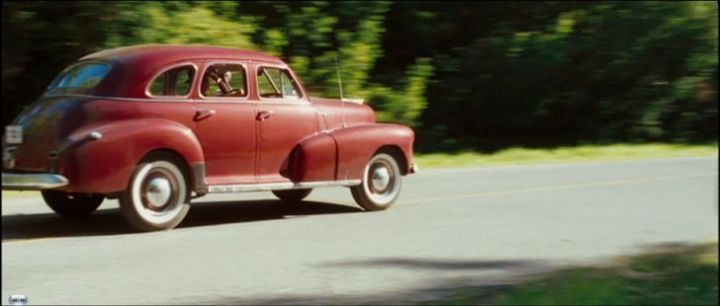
[{"xmin": 208, "ymin": 179, "xmax": 361, "ymax": 194}]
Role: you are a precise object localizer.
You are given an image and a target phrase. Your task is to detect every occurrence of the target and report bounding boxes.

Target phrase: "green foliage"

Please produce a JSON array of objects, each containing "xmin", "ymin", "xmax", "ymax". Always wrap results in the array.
[
  {"xmin": 416, "ymin": 1, "xmax": 718, "ymax": 150},
  {"xmin": 494, "ymin": 244, "xmax": 719, "ymax": 305},
  {"xmin": 367, "ymin": 58, "xmax": 433, "ymax": 127},
  {"xmin": 103, "ymin": 2, "xmax": 256, "ymax": 48},
  {"xmin": 2, "ymin": 1, "xmax": 717, "ymax": 151}
]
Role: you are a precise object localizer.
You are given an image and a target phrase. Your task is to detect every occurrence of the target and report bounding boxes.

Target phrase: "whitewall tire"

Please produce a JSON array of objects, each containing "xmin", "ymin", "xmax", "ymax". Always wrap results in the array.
[
  {"xmin": 119, "ymin": 154, "xmax": 190, "ymax": 231},
  {"xmin": 350, "ymin": 153, "xmax": 402, "ymax": 211}
]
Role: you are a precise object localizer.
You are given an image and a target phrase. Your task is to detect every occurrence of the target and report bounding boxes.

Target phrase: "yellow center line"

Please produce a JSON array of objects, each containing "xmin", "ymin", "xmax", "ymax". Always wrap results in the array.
[
  {"xmin": 2, "ymin": 237, "xmax": 63, "ymax": 245},
  {"xmin": 403, "ymin": 172, "xmax": 718, "ymax": 204}
]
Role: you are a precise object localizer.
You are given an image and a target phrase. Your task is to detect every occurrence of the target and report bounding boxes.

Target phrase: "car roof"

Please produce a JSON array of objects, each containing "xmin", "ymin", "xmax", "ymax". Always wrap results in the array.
[
  {"xmin": 78, "ymin": 44, "xmax": 290, "ymax": 98},
  {"xmin": 80, "ymin": 44, "xmax": 285, "ymax": 65}
]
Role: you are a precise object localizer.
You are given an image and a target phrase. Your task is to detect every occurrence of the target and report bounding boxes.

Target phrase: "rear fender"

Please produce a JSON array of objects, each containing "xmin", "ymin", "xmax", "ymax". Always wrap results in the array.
[{"xmin": 59, "ymin": 119, "xmax": 204, "ymax": 193}]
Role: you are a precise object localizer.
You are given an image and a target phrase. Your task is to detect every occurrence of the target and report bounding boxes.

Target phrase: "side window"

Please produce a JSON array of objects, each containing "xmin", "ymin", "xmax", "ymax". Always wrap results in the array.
[
  {"xmin": 257, "ymin": 67, "xmax": 302, "ymax": 99},
  {"xmin": 149, "ymin": 65, "xmax": 195, "ymax": 96},
  {"xmin": 47, "ymin": 62, "xmax": 111, "ymax": 95},
  {"xmin": 280, "ymin": 71, "xmax": 300, "ymax": 98},
  {"xmin": 201, "ymin": 64, "xmax": 247, "ymax": 98}
]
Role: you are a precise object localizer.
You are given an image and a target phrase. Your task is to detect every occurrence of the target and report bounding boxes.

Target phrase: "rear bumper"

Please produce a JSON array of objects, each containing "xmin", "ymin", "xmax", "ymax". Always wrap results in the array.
[{"xmin": 2, "ymin": 172, "xmax": 69, "ymax": 190}]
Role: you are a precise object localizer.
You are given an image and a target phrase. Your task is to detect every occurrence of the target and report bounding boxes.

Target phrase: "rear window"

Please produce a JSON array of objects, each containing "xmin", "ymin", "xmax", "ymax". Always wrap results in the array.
[
  {"xmin": 149, "ymin": 65, "xmax": 196, "ymax": 97},
  {"xmin": 46, "ymin": 62, "xmax": 111, "ymax": 95}
]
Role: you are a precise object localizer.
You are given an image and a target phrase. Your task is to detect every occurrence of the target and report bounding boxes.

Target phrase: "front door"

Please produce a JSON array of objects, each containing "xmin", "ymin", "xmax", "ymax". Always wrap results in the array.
[{"xmin": 254, "ymin": 64, "xmax": 318, "ymax": 183}]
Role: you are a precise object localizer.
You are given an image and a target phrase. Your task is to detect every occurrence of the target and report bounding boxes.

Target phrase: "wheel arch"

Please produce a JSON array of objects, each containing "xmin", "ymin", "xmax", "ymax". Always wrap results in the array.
[
  {"xmin": 376, "ymin": 145, "xmax": 409, "ymax": 175},
  {"xmin": 139, "ymin": 149, "xmax": 190, "ymax": 175}
]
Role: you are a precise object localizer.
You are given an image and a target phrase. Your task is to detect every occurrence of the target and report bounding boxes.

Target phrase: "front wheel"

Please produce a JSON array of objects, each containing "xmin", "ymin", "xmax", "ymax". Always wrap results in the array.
[
  {"xmin": 350, "ymin": 153, "xmax": 402, "ymax": 211},
  {"xmin": 41, "ymin": 190, "xmax": 104, "ymax": 217},
  {"xmin": 119, "ymin": 154, "xmax": 190, "ymax": 232}
]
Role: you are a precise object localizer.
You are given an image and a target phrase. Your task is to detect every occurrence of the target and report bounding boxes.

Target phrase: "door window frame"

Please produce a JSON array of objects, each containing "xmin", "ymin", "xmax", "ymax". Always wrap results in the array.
[
  {"xmin": 198, "ymin": 61, "xmax": 251, "ymax": 103},
  {"xmin": 255, "ymin": 64, "xmax": 307, "ymax": 103},
  {"xmin": 145, "ymin": 62, "xmax": 198, "ymax": 99}
]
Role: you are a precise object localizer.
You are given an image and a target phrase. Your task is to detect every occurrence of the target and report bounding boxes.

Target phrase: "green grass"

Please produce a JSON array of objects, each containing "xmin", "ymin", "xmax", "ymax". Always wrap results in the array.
[
  {"xmin": 416, "ymin": 143, "xmax": 718, "ymax": 169},
  {"xmin": 423, "ymin": 243, "xmax": 719, "ymax": 305}
]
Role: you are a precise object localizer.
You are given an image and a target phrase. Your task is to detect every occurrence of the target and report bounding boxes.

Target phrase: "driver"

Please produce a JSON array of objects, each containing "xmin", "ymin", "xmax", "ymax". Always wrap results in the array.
[
  {"xmin": 201, "ymin": 68, "xmax": 245, "ymax": 97},
  {"xmin": 223, "ymin": 70, "xmax": 245, "ymax": 97},
  {"xmin": 224, "ymin": 71, "xmax": 232, "ymax": 85}
]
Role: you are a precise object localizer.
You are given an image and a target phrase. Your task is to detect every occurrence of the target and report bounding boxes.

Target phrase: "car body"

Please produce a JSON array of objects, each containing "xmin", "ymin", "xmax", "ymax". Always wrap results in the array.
[{"xmin": 2, "ymin": 44, "xmax": 416, "ymax": 231}]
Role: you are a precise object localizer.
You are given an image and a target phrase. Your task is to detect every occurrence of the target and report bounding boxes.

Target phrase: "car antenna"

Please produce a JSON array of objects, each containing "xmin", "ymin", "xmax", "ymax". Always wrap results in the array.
[{"xmin": 335, "ymin": 55, "xmax": 347, "ymax": 128}]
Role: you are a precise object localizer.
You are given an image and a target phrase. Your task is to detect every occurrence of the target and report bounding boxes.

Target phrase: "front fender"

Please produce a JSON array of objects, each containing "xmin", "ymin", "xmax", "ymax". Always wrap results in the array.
[
  {"xmin": 59, "ymin": 119, "xmax": 204, "ymax": 193},
  {"xmin": 331, "ymin": 124, "xmax": 414, "ymax": 181}
]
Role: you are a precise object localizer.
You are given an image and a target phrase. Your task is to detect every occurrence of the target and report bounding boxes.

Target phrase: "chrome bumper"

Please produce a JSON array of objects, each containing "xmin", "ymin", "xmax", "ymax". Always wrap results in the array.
[{"xmin": 2, "ymin": 173, "xmax": 69, "ymax": 190}]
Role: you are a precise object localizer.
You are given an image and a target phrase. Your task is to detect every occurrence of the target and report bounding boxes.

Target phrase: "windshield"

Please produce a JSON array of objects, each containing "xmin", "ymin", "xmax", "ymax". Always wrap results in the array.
[{"xmin": 46, "ymin": 62, "xmax": 111, "ymax": 95}]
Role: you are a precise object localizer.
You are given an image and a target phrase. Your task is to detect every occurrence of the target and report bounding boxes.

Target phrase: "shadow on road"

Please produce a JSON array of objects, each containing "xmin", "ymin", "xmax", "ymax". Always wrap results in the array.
[
  {"xmin": 179, "ymin": 242, "xmax": 718, "ymax": 305},
  {"xmin": 2, "ymin": 200, "xmax": 361, "ymax": 241},
  {"xmin": 319, "ymin": 258, "xmax": 538, "ymax": 271},
  {"xmin": 179, "ymin": 258, "xmax": 551, "ymax": 305}
]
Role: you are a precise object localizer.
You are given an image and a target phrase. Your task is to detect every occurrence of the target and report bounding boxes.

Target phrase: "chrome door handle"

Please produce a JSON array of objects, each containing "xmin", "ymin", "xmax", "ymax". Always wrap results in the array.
[
  {"xmin": 194, "ymin": 109, "xmax": 216, "ymax": 121},
  {"xmin": 256, "ymin": 110, "xmax": 274, "ymax": 122}
]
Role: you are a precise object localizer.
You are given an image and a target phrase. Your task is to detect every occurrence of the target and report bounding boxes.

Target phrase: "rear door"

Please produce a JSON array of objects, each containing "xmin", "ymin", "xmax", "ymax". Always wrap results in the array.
[{"xmin": 192, "ymin": 61, "xmax": 257, "ymax": 185}]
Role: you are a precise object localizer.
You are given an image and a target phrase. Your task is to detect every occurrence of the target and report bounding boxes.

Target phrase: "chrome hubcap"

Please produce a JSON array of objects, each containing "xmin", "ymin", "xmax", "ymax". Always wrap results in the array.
[
  {"xmin": 131, "ymin": 161, "xmax": 188, "ymax": 225},
  {"xmin": 371, "ymin": 165, "xmax": 391, "ymax": 192},
  {"xmin": 145, "ymin": 177, "xmax": 172, "ymax": 208},
  {"xmin": 361, "ymin": 154, "xmax": 401, "ymax": 207}
]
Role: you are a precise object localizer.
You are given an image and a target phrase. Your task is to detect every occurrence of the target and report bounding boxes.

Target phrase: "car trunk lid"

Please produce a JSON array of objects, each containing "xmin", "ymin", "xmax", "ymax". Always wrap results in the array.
[{"xmin": 4, "ymin": 95, "xmax": 93, "ymax": 172}]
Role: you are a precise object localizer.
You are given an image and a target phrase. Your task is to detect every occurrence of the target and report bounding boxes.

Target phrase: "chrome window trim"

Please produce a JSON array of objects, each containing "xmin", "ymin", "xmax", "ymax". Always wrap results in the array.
[
  {"xmin": 198, "ymin": 61, "xmax": 251, "ymax": 102},
  {"xmin": 255, "ymin": 64, "xmax": 307, "ymax": 102},
  {"xmin": 145, "ymin": 62, "xmax": 199, "ymax": 99}
]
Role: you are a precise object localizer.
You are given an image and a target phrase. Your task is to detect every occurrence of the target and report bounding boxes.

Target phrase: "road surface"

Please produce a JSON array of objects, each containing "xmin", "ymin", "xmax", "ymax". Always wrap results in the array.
[{"xmin": 2, "ymin": 157, "xmax": 718, "ymax": 305}]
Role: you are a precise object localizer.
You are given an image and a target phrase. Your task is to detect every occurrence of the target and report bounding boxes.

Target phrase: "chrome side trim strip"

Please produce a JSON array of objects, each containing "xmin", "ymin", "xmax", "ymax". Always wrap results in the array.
[
  {"xmin": 208, "ymin": 179, "xmax": 361, "ymax": 193},
  {"xmin": 2, "ymin": 173, "xmax": 69, "ymax": 190}
]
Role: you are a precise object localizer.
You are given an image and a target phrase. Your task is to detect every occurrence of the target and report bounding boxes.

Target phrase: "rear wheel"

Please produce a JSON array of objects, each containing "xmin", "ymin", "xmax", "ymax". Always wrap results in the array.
[
  {"xmin": 350, "ymin": 153, "xmax": 402, "ymax": 211},
  {"xmin": 41, "ymin": 190, "xmax": 104, "ymax": 217},
  {"xmin": 119, "ymin": 153, "xmax": 190, "ymax": 232},
  {"xmin": 272, "ymin": 189, "xmax": 312, "ymax": 203}
]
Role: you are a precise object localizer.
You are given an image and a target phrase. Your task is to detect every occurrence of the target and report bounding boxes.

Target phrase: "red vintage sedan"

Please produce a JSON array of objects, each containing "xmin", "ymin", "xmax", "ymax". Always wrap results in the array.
[{"xmin": 2, "ymin": 45, "xmax": 416, "ymax": 231}]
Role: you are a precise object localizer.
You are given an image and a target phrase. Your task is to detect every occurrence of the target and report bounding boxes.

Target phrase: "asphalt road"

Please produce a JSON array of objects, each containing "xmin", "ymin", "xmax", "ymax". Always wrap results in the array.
[{"xmin": 2, "ymin": 157, "xmax": 718, "ymax": 305}]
